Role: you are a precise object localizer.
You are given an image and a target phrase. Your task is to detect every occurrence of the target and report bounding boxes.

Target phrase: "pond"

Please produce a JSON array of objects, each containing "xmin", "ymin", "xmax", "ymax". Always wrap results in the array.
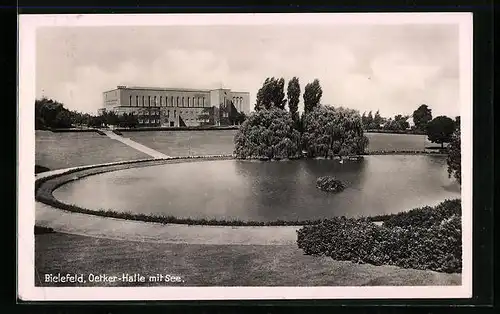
[{"xmin": 53, "ymin": 155, "xmax": 461, "ymax": 222}]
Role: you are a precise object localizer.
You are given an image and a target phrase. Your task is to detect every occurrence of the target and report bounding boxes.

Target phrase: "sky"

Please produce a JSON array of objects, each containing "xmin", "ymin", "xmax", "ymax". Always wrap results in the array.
[{"xmin": 36, "ymin": 24, "xmax": 460, "ymax": 118}]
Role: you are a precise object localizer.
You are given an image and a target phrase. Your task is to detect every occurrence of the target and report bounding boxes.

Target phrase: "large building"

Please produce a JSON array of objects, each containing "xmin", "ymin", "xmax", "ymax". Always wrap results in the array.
[{"xmin": 100, "ymin": 85, "xmax": 250, "ymax": 127}]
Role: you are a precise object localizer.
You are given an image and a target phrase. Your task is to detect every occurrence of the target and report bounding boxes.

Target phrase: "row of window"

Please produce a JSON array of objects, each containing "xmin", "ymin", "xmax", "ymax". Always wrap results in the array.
[
  {"xmin": 136, "ymin": 109, "xmax": 203, "ymax": 119},
  {"xmin": 138, "ymin": 119, "xmax": 161, "ymax": 124},
  {"xmin": 232, "ymin": 97, "xmax": 244, "ymax": 105},
  {"xmin": 129, "ymin": 95, "xmax": 207, "ymax": 108}
]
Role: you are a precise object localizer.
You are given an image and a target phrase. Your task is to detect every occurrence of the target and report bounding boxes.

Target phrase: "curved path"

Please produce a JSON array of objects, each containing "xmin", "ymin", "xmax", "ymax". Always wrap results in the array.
[
  {"xmin": 36, "ymin": 202, "xmax": 299, "ymax": 245},
  {"xmin": 102, "ymin": 130, "xmax": 170, "ymax": 159}
]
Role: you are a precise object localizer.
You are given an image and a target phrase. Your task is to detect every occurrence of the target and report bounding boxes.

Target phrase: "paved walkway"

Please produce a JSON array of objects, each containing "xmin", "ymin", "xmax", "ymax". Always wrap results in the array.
[
  {"xmin": 36, "ymin": 202, "xmax": 300, "ymax": 245},
  {"xmin": 35, "ymin": 159, "xmax": 300, "ymax": 245},
  {"xmin": 102, "ymin": 130, "xmax": 169, "ymax": 159}
]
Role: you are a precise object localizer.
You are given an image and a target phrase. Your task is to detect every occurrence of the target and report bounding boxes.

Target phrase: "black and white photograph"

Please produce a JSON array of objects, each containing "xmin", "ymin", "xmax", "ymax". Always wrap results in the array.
[{"xmin": 18, "ymin": 13, "xmax": 472, "ymax": 301}]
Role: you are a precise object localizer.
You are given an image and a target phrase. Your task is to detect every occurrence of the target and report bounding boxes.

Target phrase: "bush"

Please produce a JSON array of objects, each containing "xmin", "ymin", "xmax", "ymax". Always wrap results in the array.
[
  {"xmin": 316, "ymin": 176, "xmax": 345, "ymax": 193},
  {"xmin": 382, "ymin": 199, "xmax": 461, "ymax": 229},
  {"xmin": 234, "ymin": 108, "xmax": 301, "ymax": 159},
  {"xmin": 296, "ymin": 199, "xmax": 462, "ymax": 273}
]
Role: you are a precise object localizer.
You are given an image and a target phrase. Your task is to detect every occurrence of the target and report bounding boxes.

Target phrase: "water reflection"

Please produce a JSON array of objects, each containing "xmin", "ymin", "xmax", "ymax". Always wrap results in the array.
[{"xmin": 54, "ymin": 156, "xmax": 461, "ymax": 222}]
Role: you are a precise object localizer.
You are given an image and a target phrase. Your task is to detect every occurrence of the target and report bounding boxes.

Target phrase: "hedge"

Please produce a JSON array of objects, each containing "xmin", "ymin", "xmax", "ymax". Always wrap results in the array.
[
  {"xmin": 296, "ymin": 199, "xmax": 462, "ymax": 273},
  {"xmin": 382, "ymin": 199, "xmax": 461, "ymax": 229}
]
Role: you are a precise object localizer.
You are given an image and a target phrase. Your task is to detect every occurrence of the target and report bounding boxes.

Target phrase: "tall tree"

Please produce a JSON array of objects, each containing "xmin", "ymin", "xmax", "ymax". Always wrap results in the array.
[
  {"xmin": 426, "ymin": 116, "xmax": 456, "ymax": 148},
  {"xmin": 373, "ymin": 110, "xmax": 383, "ymax": 129},
  {"xmin": 366, "ymin": 111, "xmax": 373, "ymax": 129},
  {"xmin": 254, "ymin": 77, "xmax": 286, "ymax": 111},
  {"xmin": 303, "ymin": 79, "xmax": 322, "ymax": 114},
  {"xmin": 361, "ymin": 112, "xmax": 368, "ymax": 128},
  {"xmin": 447, "ymin": 124, "xmax": 461, "ymax": 184},
  {"xmin": 287, "ymin": 77, "xmax": 301, "ymax": 124},
  {"xmin": 412, "ymin": 104, "xmax": 433, "ymax": 132}
]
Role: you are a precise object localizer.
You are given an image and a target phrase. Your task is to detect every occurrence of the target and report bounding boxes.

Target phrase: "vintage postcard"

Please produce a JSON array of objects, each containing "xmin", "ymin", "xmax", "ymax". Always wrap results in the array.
[{"xmin": 18, "ymin": 12, "xmax": 472, "ymax": 301}]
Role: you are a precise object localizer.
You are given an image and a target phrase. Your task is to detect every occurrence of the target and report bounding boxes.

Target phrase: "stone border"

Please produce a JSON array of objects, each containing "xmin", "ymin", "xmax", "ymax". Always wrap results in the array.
[{"xmin": 36, "ymin": 153, "xmax": 446, "ymax": 227}]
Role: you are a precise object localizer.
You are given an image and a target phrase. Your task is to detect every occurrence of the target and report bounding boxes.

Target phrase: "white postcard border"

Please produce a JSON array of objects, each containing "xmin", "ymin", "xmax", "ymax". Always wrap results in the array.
[{"xmin": 18, "ymin": 12, "xmax": 473, "ymax": 301}]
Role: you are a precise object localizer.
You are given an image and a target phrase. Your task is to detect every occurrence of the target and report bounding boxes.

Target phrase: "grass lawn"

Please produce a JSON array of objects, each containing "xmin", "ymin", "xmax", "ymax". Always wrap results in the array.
[
  {"xmin": 365, "ymin": 133, "xmax": 433, "ymax": 152},
  {"xmin": 123, "ymin": 130, "xmax": 237, "ymax": 157},
  {"xmin": 36, "ymin": 130, "xmax": 438, "ymax": 171},
  {"xmin": 35, "ymin": 233, "xmax": 461, "ymax": 287},
  {"xmin": 36, "ymin": 131, "xmax": 149, "ymax": 170},
  {"xmin": 123, "ymin": 131, "xmax": 434, "ymax": 155}
]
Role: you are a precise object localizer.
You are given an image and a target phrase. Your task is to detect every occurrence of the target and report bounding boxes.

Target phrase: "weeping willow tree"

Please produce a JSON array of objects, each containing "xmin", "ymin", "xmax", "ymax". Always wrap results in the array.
[
  {"xmin": 234, "ymin": 108, "xmax": 301, "ymax": 159},
  {"xmin": 302, "ymin": 105, "xmax": 369, "ymax": 158}
]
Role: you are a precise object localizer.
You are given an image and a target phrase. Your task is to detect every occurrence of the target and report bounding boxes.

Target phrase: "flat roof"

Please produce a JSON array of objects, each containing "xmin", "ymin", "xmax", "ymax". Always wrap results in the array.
[
  {"xmin": 125, "ymin": 86, "xmax": 212, "ymax": 92},
  {"xmin": 104, "ymin": 86, "xmax": 249, "ymax": 93}
]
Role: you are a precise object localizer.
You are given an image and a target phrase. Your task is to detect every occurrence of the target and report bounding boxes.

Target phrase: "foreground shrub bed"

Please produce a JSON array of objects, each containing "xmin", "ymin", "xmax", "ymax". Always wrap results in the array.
[
  {"xmin": 382, "ymin": 199, "xmax": 461, "ymax": 229},
  {"xmin": 297, "ymin": 199, "xmax": 462, "ymax": 273}
]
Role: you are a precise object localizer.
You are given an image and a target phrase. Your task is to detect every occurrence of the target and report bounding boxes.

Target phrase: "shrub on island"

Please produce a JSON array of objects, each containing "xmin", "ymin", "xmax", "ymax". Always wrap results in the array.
[
  {"xmin": 234, "ymin": 108, "xmax": 301, "ymax": 159},
  {"xmin": 296, "ymin": 199, "xmax": 462, "ymax": 273},
  {"xmin": 316, "ymin": 176, "xmax": 345, "ymax": 193}
]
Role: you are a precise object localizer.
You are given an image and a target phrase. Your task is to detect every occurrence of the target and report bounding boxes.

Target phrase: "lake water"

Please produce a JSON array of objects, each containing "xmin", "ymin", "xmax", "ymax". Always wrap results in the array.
[{"xmin": 54, "ymin": 155, "xmax": 460, "ymax": 221}]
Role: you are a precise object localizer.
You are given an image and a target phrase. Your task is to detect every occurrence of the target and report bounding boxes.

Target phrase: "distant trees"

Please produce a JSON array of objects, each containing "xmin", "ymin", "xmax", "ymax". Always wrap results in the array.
[
  {"xmin": 426, "ymin": 116, "xmax": 456, "ymax": 148},
  {"xmin": 447, "ymin": 124, "xmax": 461, "ymax": 184},
  {"xmin": 254, "ymin": 77, "xmax": 287, "ymax": 111},
  {"xmin": 117, "ymin": 113, "xmax": 139, "ymax": 128},
  {"xmin": 303, "ymin": 79, "xmax": 322, "ymax": 114},
  {"xmin": 35, "ymin": 98, "xmax": 73, "ymax": 129},
  {"xmin": 412, "ymin": 104, "xmax": 433, "ymax": 132},
  {"xmin": 362, "ymin": 110, "xmax": 385, "ymax": 130},
  {"xmin": 302, "ymin": 106, "xmax": 369, "ymax": 158},
  {"xmin": 234, "ymin": 108, "xmax": 301, "ymax": 159},
  {"xmin": 384, "ymin": 115, "xmax": 410, "ymax": 131},
  {"xmin": 102, "ymin": 111, "xmax": 119, "ymax": 126}
]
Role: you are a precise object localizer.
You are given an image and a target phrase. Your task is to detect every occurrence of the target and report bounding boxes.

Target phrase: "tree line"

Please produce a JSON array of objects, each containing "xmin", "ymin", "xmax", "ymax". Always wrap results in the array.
[
  {"xmin": 234, "ymin": 77, "xmax": 461, "ymax": 184},
  {"xmin": 35, "ymin": 98, "xmax": 139, "ymax": 130},
  {"xmin": 360, "ymin": 104, "xmax": 459, "ymax": 141}
]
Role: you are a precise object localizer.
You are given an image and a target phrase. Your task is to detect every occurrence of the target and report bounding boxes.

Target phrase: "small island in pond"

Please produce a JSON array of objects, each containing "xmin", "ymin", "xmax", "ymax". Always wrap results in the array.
[{"xmin": 316, "ymin": 176, "xmax": 346, "ymax": 193}]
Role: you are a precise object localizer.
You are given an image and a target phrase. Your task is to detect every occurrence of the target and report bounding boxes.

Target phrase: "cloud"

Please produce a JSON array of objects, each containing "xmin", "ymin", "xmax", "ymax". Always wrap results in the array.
[{"xmin": 36, "ymin": 24, "xmax": 460, "ymax": 118}]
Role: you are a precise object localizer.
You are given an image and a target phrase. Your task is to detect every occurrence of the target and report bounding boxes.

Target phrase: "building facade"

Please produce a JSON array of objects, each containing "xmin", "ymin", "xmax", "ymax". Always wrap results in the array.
[{"xmin": 101, "ymin": 85, "xmax": 250, "ymax": 127}]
